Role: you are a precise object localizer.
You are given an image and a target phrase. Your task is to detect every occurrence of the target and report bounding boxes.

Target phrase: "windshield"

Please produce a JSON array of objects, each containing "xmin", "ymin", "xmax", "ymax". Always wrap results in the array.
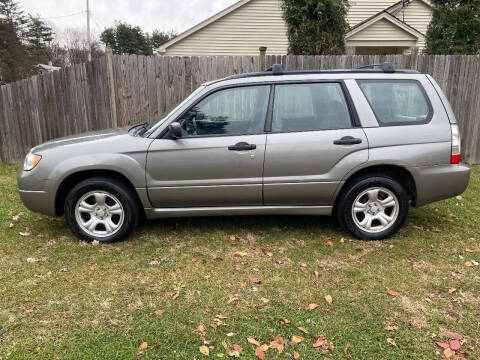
[{"xmin": 142, "ymin": 86, "xmax": 205, "ymax": 137}]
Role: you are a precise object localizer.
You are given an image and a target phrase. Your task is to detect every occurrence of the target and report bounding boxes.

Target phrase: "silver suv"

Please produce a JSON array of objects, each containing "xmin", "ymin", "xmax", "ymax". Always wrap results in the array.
[{"xmin": 18, "ymin": 63, "xmax": 470, "ymax": 242}]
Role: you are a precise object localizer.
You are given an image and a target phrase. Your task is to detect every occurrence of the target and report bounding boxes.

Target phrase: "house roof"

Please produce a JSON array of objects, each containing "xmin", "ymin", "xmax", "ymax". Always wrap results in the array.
[
  {"xmin": 158, "ymin": 0, "xmax": 253, "ymax": 53},
  {"xmin": 346, "ymin": 9, "xmax": 425, "ymax": 40}
]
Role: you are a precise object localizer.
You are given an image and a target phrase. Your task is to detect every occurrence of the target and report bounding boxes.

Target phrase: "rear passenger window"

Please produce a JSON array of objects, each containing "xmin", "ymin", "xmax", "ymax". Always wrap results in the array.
[
  {"xmin": 272, "ymin": 83, "xmax": 352, "ymax": 132},
  {"xmin": 358, "ymin": 80, "xmax": 432, "ymax": 125}
]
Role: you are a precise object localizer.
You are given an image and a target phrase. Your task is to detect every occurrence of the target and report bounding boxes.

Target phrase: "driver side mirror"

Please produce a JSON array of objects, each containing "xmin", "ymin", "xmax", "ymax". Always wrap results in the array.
[{"xmin": 168, "ymin": 122, "xmax": 182, "ymax": 139}]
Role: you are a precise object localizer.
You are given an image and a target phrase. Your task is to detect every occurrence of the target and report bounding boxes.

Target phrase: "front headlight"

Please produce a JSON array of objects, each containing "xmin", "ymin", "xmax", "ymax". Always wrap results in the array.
[{"xmin": 24, "ymin": 152, "xmax": 42, "ymax": 171}]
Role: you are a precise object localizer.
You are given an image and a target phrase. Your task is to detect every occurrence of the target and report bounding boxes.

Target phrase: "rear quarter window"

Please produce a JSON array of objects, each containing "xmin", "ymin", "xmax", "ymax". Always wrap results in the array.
[{"xmin": 357, "ymin": 80, "xmax": 433, "ymax": 126}]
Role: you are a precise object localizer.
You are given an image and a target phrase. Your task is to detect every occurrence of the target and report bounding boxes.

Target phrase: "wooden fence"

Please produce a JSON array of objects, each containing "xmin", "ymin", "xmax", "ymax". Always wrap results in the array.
[{"xmin": 0, "ymin": 54, "xmax": 479, "ymax": 163}]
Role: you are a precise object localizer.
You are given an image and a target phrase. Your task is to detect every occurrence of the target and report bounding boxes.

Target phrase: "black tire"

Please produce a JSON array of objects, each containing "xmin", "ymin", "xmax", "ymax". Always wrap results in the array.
[
  {"xmin": 64, "ymin": 177, "xmax": 140, "ymax": 243},
  {"xmin": 335, "ymin": 175, "xmax": 409, "ymax": 240}
]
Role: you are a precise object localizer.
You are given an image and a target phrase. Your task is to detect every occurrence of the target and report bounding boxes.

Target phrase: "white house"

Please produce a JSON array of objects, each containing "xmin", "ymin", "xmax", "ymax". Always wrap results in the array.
[{"xmin": 158, "ymin": 0, "xmax": 433, "ymax": 56}]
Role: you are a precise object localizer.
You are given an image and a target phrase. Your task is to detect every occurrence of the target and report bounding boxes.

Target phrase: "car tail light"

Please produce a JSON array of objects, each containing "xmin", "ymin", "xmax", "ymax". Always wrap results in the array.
[{"xmin": 451, "ymin": 124, "xmax": 461, "ymax": 164}]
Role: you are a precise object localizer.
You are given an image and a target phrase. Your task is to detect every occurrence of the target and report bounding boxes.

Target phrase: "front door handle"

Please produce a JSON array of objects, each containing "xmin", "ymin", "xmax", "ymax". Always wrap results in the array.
[
  {"xmin": 228, "ymin": 142, "xmax": 256, "ymax": 151},
  {"xmin": 333, "ymin": 136, "xmax": 362, "ymax": 145}
]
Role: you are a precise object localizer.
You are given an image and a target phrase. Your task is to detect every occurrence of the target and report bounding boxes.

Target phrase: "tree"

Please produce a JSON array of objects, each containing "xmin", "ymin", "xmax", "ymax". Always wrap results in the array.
[
  {"xmin": 0, "ymin": 0, "xmax": 27, "ymax": 29},
  {"xmin": 425, "ymin": 0, "xmax": 480, "ymax": 54},
  {"xmin": 0, "ymin": 19, "xmax": 32, "ymax": 84},
  {"xmin": 0, "ymin": 0, "xmax": 32, "ymax": 84},
  {"xmin": 48, "ymin": 27, "xmax": 103, "ymax": 67},
  {"xmin": 25, "ymin": 15, "xmax": 54, "ymax": 64},
  {"xmin": 148, "ymin": 29, "xmax": 176, "ymax": 49},
  {"xmin": 281, "ymin": 0, "xmax": 349, "ymax": 55},
  {"xmin": 100, "ymin": 22, "xmax": 152, "ymax": 55}
]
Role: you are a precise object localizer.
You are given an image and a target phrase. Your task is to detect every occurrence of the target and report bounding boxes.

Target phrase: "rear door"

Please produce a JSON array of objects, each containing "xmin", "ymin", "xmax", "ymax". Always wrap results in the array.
[
  {"xmin": 146, "ymin": 84, "xmax": 271, "ymax": 207},
  {"xmin": 263, "ymin": 82, "xmax": 368, "ymax": 205}
]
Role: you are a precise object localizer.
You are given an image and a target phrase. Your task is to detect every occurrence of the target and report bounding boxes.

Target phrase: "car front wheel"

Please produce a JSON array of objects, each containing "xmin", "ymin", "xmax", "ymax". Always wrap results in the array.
[
  {"xmin": 336, "ymin": 176, "xmax": 409, "ymax": 240},
  {"xmin": 64, "ymin": 177, "xmax": 140, "ymax": 242}
]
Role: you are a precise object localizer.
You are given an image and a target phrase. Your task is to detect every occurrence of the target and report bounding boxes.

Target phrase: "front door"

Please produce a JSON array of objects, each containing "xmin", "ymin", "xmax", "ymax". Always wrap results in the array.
[
  {"xmin": 146, "ymin": 85, "xmax": 271, "ymax": 207},
  {"xmin": 263, "ymin": 82, "xmax": 369, "ymax": 205}
]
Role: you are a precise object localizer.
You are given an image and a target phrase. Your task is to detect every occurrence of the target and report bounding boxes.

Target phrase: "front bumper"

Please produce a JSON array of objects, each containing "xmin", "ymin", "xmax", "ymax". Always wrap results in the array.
[
  {"xmin": 410, "ymin": 164, "xmax": 471, "ymax": 207},
  {"xmin": 17, "ymin": 170, "xmax": 57, "ymax": 216}
]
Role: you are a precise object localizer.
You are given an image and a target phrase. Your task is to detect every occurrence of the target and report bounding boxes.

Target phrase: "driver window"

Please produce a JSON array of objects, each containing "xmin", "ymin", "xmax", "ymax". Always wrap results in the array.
[{"xmin": 177, "ymin": 85, "xmax": 270, "ymax": 137}]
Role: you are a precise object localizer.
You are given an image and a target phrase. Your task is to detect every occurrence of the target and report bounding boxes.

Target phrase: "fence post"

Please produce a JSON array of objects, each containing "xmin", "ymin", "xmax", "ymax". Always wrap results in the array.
[
  {"xmin": 409, "ymin": 47, "xmax": 420, "ymax": 70},
  {"xmin": 106, "ymin": 48, "xmax": 118, "ymax": 128},
  {"xmin": 259, "ymin": 47, "xmax": 267, "ymax": 71}
]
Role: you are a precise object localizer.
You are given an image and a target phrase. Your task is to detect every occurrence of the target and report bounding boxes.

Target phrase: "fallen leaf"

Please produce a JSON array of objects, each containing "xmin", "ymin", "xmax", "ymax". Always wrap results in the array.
[
  {"xmin": 227, "ymin": 296, "xmax": 238, "ymax": 304},
  {"xmin": 260, "ymin": 344, "xmax": 269, "ymax": 351},
  {"xmin": 325, "ymin": 295, "xmax": 333, "ymax": 304},
  {"xmin": 384, "ymin": 325, "xmax": 398, "ymax": 331},
  {"xmin": 464, "ymin": 261, "xmax": 474, "ymax": 267},
  {"xmin": 154, "ymin": 309, "xmax": 165, "ymax": 316},
  {"xmin": 227, "ymin": 332, "xmax": 235, "ymax": 337},
  {"xmin": 444, "ymin": 347, "xmax": 455, "ymax": 359},
  {"xmin": 313, "ymin": 338, "xmax": 324, "ymax": 348},
  {"xmin": 26, "ymin": 258, "xmax": 37, "ymax": 263},
  {"xmin": 215, "ymin": 314, "xmax": 228, "ymax": 319},
  {"xmin": 387, "ymin": 289, "xmax": 400, "ymax": 297},
  {"xmin": 199, "ymin": 345, "xmax": 209, "ymax": 355},
  {"xmin": 137, "ymin": 341, "xmax": 148, "ymax": 353},
  {"xmin": 298, "ymin": 327, "xmax": 308, "ymax": 334},
  {"xmin": 192, "ymin": 257, "xmax": 200, "ymax": 262},
  {"xmin": 12, "ymin": 215, "xmax": 20, "ymax": 222},
  {"xmin": 325, "ymin": 240, "xmax": 334, "ymax": 247},
  {"xmin": 9, "ymin": 223, "xmax": 14, "ymax": 228},
  {"xmin": 440, "ymin": 331, "xmax": 463, "ymax": 340},
  {"xmin": 294, "ymin": 351, "xmax": 300, "ymax": 359},
  {"xmin": 280, "ymin": 317, "xmax": 290, "ymax": 325},
  {"xmin": 472, "ymin": 259, "xmax": 479, "ymax": 266},
  {"xmin": 465, "ymin": 248, "xmax": 473, "ymax": 253},
  {"xmin": 91, "ymin": 240, "xmax": 100, "ymax": 246},
  {"xmin": 340, "ymin": 237, "xmax": 345, "ymax": 243},
  {"xmin": 386, "ymin": 338, "xmax": 397, "ymax": 347},
  {"xmin": 255, "ymin": 346, "xmax": 265, "ymax": 359},
  {"xmin": 299, "ymin": 263, "xmax": 308, "ymax": 273},
  {"xmin": 170, "ymin": 290, "xmax": 179, "ymax": 300},
  {"xmin": 435, "ymin": 341, "xmax": 449, "ymax": 349},
  {"xmin": 233, "ymin": 252, "xmax": 246, "ymax": 258},
  {"xmin": 314, "ymin": 271, "xmax": 319, "ymax": 278},
  {"xmin": 456, "ymin": 195, "xmax": 463, "ymax": 201},
  {"xmin": 291, "ymin": 335, "xmax": 304, "ymax": 344},
  {"xmin": 308, "ymin": 303, "xmax": 319, "ymax": 310},
  {"xmin": 450, "ymin": 339, "xmax": 461, "ymax": 351},
  {"xmin": 232, "ymin": 344, "xmax": 242, "ymax": 353},
  {"xmin": 248, "ymin": 337, "xmax": 260, "ymax": 347},
  {"xmin": 448, "ymin": 288, "xmax": 457, "ymax": 294},
  {"xmin": 229, "ymin": 235, "xmax": 236, "ymax": 241},
  {"xmin": 343, "ymin": 343, "xmax": 351, "ymax": 359},
  {"xmin": 262, "ymin": 249, "xmax": 273, "ymax": 257},
  {"xmin": 269, "ymin": 339, "xmax": 284, "ymax": 354},
  {"xmin": 411, "ymin": 319, "xmax": 422, "ymax": 328},
  {"xmin": 249, "ymin": 276, "xmax": 262, "ymax": 284},
  {"xmin": 19, "ymin": 232, "xmax": 31, "ymax": 237},
  {"xmin": 259, "ymin": 297, "xmax": 269, "ymax": 304}
]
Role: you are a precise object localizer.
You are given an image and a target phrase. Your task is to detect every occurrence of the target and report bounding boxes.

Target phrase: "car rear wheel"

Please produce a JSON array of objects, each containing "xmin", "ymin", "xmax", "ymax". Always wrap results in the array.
[
  {"xmin": 336, "ymin": 176, "xmax": 409, "ymax": 240},
  {"xmin": 64, "ymin": 177, "xmax": 139, "ymax": 242}
]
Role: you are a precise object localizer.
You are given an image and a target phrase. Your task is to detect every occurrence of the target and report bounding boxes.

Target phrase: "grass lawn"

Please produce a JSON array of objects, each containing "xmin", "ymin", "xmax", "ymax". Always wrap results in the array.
[{"xmin": 1, "ymin": 163, "xmax": 479, "ymax": 360}]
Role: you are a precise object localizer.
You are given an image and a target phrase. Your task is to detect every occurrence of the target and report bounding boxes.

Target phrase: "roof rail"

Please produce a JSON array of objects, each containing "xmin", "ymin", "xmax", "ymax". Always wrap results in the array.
[
  {"xmin": 212, "ymin": 61, "xmax": 415, "ymax": 84},
  {"xmin": 356, "ymin": 62, "xmax": 395, "ymax": 73}
]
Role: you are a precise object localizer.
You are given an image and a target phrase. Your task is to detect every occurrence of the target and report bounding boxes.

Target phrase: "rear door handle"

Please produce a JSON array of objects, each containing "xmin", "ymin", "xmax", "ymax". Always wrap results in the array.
[
  {"xmin": 228, "ymin": 142, "xmax": 256, "ymax": 151},
  {"xmin": 333, "ymin": 136, "xmax": 362, "ymax": 145}
]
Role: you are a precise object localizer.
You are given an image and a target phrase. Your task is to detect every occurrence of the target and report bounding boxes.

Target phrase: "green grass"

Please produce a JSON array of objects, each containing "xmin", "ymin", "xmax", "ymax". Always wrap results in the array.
[{"xmin": 1, "ymin": 163, "xmax": 479, "ymax": 359}]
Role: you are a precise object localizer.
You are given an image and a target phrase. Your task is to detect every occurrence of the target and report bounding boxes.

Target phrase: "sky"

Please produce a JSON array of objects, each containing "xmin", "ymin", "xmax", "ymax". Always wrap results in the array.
[{"xmin": 19, "ymin": 0, "xmax": 239, "ymax": 39}]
